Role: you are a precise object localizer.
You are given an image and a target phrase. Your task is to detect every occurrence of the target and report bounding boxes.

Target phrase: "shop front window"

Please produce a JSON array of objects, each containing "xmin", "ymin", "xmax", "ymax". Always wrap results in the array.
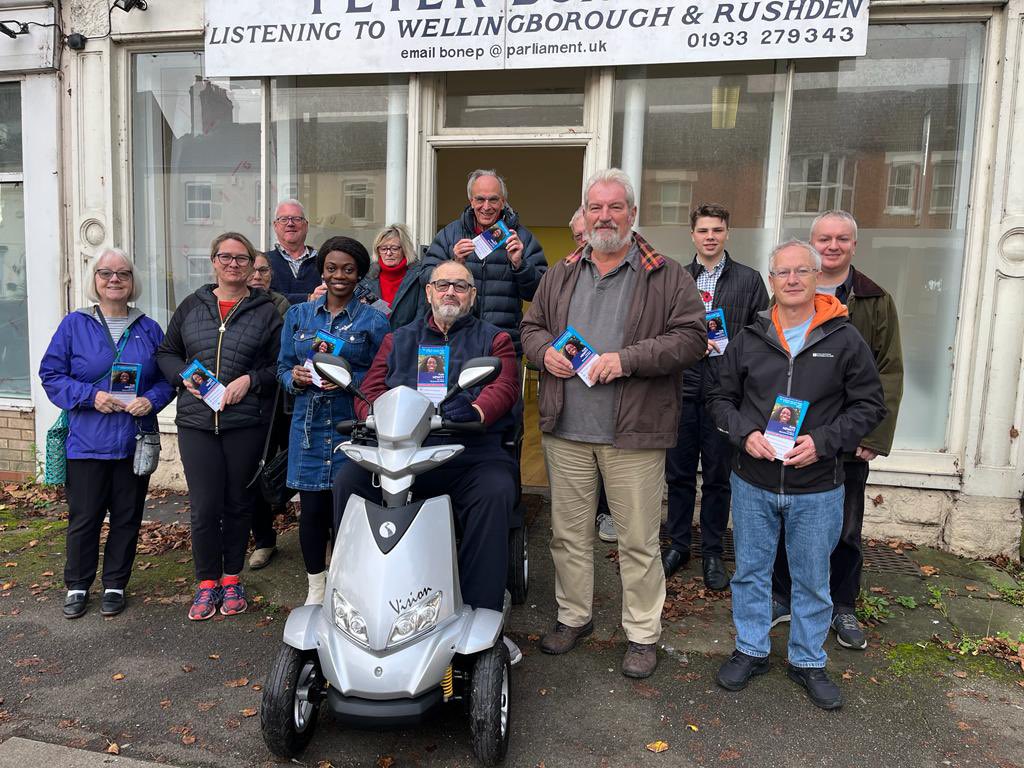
[
  {"xmin": 444, "ymin": 69, "xmax": 585, "ymax": 129},
  {"xmin": 783, "ymin": 23, "xmax": 984, "ymax": 451},
  {"xmin": 132, "ymin": 51, "xmax": 261, "ymax": 327},
  {"xmin": 269, "ymin": 75, "xmax": 408, "ymax": 251},
  {"xmin": 0, "ymin": 82, "xmax": 29, "ymax": 397},
  {"xmin": 612, "ymin": 63, "xmax": 785, "ymax": 267}
]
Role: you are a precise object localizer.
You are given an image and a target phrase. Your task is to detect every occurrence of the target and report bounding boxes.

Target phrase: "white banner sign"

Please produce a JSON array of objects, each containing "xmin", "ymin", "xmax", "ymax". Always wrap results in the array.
[{"xmin": 205, "ymin": 0, "xmax": 869, "ymax": 78}]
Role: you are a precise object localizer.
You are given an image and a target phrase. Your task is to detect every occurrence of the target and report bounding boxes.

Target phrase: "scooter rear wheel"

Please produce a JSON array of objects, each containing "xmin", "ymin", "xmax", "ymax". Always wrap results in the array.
[
  {"xmin": 261, "ymin": 643, "xmax": 323, "ymax": 758},
  {"xmin": 507, "ymin": 519, "xmax": 529, "ymax": 605},
  {"xmin": 469, "ymin": 641, "xmax": 511, "ymax": 765}
]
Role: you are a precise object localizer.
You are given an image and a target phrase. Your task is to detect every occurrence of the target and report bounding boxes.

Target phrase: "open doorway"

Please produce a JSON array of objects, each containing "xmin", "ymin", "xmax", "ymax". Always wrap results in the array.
[{"xmin": 434, "ymin": 146, "xmax": 585, "ymax": 488}]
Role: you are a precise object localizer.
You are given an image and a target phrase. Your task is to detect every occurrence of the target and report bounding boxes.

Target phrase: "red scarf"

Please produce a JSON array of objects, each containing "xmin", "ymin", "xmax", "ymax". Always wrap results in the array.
[{"xmin": 378, "ymin": 257, "xmax": 407, "ymax": 306}]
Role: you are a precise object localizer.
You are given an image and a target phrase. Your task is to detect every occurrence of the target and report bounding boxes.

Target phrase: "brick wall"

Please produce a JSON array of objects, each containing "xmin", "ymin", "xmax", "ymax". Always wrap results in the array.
[{"xmin": 0, "ymin": 408, "xmax": 37, "ymax": 482}]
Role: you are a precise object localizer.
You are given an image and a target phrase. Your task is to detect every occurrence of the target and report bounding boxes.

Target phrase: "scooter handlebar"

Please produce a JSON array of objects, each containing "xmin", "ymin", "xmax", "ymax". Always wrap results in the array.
[
  {"xmin": 335, "ymin": 419, "xmax": 362, "ymax": 435},
  {"xmin": 439, "ymin": 419, "xmax": 488, "ymax": 434}
]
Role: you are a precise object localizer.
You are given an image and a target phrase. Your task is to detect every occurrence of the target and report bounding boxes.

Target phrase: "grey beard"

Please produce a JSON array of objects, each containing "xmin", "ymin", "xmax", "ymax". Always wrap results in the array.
[
  {"xmin": 434, "ymin": 303, "xmax": 467, "ymax": 323},
  {"xmin": 588, "ymin": 227, "xmax": 631, "ymax": 253}
]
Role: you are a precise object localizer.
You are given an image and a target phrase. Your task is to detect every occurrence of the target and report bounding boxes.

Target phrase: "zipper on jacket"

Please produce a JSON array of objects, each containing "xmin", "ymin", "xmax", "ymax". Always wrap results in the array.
[
  {"xmin": 212, "ymin": 298, "xmax": 245, "ymax": 435},
  {"xmin": 779, "ymin": 355, "xmax": 795, "ymax": 494}
]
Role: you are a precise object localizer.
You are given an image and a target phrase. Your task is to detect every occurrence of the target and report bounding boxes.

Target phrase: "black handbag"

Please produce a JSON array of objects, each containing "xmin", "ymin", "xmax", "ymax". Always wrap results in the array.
[{"xmin": 250, "ymin": 384, "xmax": 290, "ymax": 506}]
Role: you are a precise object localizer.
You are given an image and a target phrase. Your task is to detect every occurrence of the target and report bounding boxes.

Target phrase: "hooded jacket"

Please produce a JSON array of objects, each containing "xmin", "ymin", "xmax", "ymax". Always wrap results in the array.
[
  {"xmin": 422, "ymin": 205, "xmax": 547, "ymax": 355},
  {"xmin": 707, "ymin": 294, "xmax": 886, "ymax": 494},
  {"xmin": 520, "ymin": 232, "xmax": 707, "ymax": 450},
  {"xmin": 156, "ymin": 285, "xmax": 282, "ymax": 432},
  {"xmin": 39, "ymin": 307, "xmax": 175, "ymax": 460}
]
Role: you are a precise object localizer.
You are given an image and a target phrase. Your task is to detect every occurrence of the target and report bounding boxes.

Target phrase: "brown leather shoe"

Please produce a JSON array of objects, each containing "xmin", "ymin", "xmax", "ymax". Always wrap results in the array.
[
  {"xmin": 622, "ymin": 641, "xmax": 658, "ymax": 678},
  {"xmin": 539, "ymin": 620, "xmax": 594, "ymax": 655}
]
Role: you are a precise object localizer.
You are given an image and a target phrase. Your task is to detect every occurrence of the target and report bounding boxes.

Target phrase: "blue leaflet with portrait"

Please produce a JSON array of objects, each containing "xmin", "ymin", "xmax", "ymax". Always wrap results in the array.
[
  {"xmin": 305, "ymin": 329, "xmax": 346, "ymax": 388},
  {"xmin": 764, "ymin": 394, "xmax": 809, "ymax": 461},
  {"xmin": 706, "ymin": 308, "xmax": 729, "ymax": 357},
  {"xmin": 181, "ymin": 359, "xmax": 225, "ymax": 412},
  {"xmin": 472, "ymin": 220, "xmax": 512, "ymax": 260},
  {"xmin": 552, "ymin": 325, "xmax": 598, "ymax": 387},
  {"xmin": 109, "ymin": 362, "xmax": 142, "ymax": 404},
  {"xmin": 417, "ymin": 345, "xmax": 450, "ymax": 405}
]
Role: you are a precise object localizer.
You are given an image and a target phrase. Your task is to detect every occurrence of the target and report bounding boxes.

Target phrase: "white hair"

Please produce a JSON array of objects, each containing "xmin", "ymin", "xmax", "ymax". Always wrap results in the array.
[
  {"xmin": 274, "ymin": 198, "xmax": 306, "ymax": 218},
  {"xmin": 810, "ymin": 210, "xmax": 858, "ymax": 241},
  {"xmin": 569, "ymin": 206, "xmax": 585, "ymax": 229},
  {"xmin": 85, "ymin": 247, "xmax": 141, "ymax": 303},
  {"xmin": 466, "ymin": 169, "xmax": 507, "ymax": 200},
  {"xmin": 583, "ymin": 168, "xmax": 636, "ymax": 210},
  {"xmin": 429, "ymin": 260, "xmax": 475, "ymax": 286},
  {"xmin": 769, "ymin": 239, "xmax": 822, "ymax": 272}
]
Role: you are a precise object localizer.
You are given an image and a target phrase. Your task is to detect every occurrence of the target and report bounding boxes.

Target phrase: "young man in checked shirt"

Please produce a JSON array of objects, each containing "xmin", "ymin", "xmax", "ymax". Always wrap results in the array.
[{"xmin": 664, "ymin": 204, "xmax": 770, "ymax": 589}]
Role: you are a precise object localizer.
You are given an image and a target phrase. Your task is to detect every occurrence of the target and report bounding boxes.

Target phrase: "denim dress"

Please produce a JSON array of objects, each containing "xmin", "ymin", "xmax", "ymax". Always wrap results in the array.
[{"xmin": 277, "ymin": 296, "xmax": 390, "ymax": 491}]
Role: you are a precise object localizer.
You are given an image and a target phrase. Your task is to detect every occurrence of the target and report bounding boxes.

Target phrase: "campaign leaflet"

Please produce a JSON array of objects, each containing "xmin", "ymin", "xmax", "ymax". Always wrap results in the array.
[
  {"xmin": 417, "ymin": 345, "xmax": 450, "ymax": 405},
  {"xmin": 181, "ymin": 359, "xmax": 225, "ymax": 412},
  {"xmin": 551, "ymin": 325, "xmax": 598, "ymax": 387},
  {"xmin": 706, "ymin": 308, "xmax": 729, "ymax": 357},
  {"xmin": 304, "ymin": 329, "xmax": 345, "ymax": 389},
  {"xmin": 472, "ymin": 220, "xmax": 512, "ymax": 260},
  {"xmin": 109, "ymin": 363, "xmax": 141, "ymax": 404},
  {"xmin": 764, "ymin": 394, "xmax": 810, "ymax": 461}
]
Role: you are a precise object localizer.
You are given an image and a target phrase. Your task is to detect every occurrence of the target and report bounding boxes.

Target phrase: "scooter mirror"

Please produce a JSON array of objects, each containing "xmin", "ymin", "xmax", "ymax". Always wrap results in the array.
[
  {"xmin": 313, "ymin": 353, "xmax": 354, "ymax": 389},
  {"xmin": 456, "ymin": 356, "xmax": 501, "ymax": 390}
]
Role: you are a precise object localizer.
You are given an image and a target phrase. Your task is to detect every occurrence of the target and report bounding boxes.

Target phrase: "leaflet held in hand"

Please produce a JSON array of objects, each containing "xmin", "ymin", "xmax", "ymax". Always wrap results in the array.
[
  {"xmin": 304, "ymin": 329, "xmax": 345, "ymax": 388},
  {"xmin": 417, "ymin": 345, "xmax": 450, "ymax": 405},
  {"xmin": 552, "ymin": 326, "xmax": 598, "ymax": 387},
  {"xmin": 706, "ymin": 308, "xmax": 729, "ymax": 357},
  {"xmin": 472, "ymin": 220, "xmax": 511, "ymax": 260},
  {"xmin": 764, "ymin": 395, "xmax": 809, "ymax": 461},
  {"xmin": 181, "ymin": 360, "xmax": 225, "ymax": 412},
  {"xmin": 109, "ymin": 363, "xmax": 142, "ymax": 404}
]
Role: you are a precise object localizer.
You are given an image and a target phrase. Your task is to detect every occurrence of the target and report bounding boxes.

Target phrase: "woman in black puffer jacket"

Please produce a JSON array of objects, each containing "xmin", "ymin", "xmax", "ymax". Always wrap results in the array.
[{"xmin": 157, "ymin": 232, "xmax": 282, "ymax": 622}]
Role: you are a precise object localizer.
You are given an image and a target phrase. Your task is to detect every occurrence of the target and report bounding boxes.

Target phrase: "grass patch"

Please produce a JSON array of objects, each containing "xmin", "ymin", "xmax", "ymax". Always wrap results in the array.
[{"xmin": 886, "ymin": 641, "xmax": 1022, "ymax": 681}]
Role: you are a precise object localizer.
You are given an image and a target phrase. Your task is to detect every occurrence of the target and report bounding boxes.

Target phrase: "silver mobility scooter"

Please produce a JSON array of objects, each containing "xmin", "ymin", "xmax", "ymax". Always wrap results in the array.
[{"xmin": 261, "ymin": 354, "xmax": 526, "ymax": 766}]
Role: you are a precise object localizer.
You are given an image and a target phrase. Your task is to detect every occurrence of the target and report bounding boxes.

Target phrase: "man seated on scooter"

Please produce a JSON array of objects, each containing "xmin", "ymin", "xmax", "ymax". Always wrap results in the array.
[{"xmin": 333, "ymin": 260, "xmax": 521, "ymax": 619}]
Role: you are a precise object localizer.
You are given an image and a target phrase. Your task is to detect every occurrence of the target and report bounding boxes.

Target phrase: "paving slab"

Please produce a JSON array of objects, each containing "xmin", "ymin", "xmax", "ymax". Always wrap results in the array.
[{"xmin": 0, "ymin": 737, "xmax": 170, "ymax": 767}]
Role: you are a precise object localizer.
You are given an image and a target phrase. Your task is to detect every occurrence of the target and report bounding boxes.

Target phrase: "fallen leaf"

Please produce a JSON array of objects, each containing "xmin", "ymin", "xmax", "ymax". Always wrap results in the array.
[
  {"xmin": 920, "ymin": 565, "xmax": 939, "ymax": 576},
  {"xmin": 208, "ymin": 654, "xmax": 220, "ymax": 660},
  {"xmin": 953, "ymin": 670, "xmax": 968, "ymax": 679},
  {"xmin": 112, "ymin": 673, "xmax": 126, "ymax": 681},
  {"xmin": 251, "ymin": 684, "xmax": 262, "ymax": 691},
  {"xmin": 105, "ymin": 741, "xmax": 120, "ymax": 755},
  {"xmin": 869, "ymin": 677, "xmax": 880, "ymax": 684},
  {"xmin": 957, "ymin": 721, "xmax": 971, "ymax": 731},
  {"xmin": 527, "ymin": 633, "xmax": 540, "ymax": 642},
  {"xmin": 1011, "ymin": 426, "xmax": 1020, "ymax": 439},
  {"xmin": 841, "ymin": 669, "xmax": 854, "ymax": 681},
  {"xmin": 27, "ymin": 540, "xmax": 37, "ymax": 548},
  {"xmin": 870, "ymin": 494, "xmax": 884, "ymax": 506},
  {"xmin": 41, "ymin": 571, "xmax": 53, "ymax": 577},
  {"xmin": 181, "ymin": 665, "xmax": 194, "ymax": 673},
  {"xmin": 2, "ymin": 582, "xmax": 13, "ymax": 591},
  {"xmin": 181, "ymin": 733, "xmax": 196, "ymax": 745},
  {"xmin": 58, "ymin": 718, "xmax": 79, "ymax": 728},
  {"xmin": 3, "ymin": 562, "xmax": 16, "ymax": 568},
  {"xmin": 988, "ymin": 592, "xmax": 1001, "ymax": 599},
  {"xmin": 686, "ymin": 724, "xmax": 699, "ymax": 732},
  {"xmin": 964, "ymin": 585, "xmax": 979, "ymax": 592},
  {"xmin": 646, "ymin": 740, "xmax": 670, "ymax": 753},
  {"xmin": 317, "ymin": 762, "xmax": 335, "ymax": 768},
  {"xmin": 241, "ymin": 707, "xmax": 257, "ymax": 717},
  {"xmin": 159, "ymin": 699, "xmax": 171, "ymax": 709},
  {"xmin": 719, "ymin": 749, "xmax": 741, "ymax": 760},
  {"xmin": 197, "ymin": 702, "xmax": 216, "ymax": 712},
  {"xmin": 538, "ymin": 688, "xmax": 548, "ymax": 696},
  {"xmin": 225, "ymin": 677, "xmax": 249, "ymax": 688},
  {"xmin": 377, "ymin": 758, "xmax": 395, "ymax": 768}
]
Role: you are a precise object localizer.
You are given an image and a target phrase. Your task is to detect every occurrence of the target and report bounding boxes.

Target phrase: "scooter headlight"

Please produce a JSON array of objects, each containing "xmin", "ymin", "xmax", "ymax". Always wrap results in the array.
[
  {"xmin": 332, "ymin": 590, "xmax": 369, "ymax": 646},
  {"xmin": 387, "ymin": 591, "xmax": 443, "ymax": 648}
]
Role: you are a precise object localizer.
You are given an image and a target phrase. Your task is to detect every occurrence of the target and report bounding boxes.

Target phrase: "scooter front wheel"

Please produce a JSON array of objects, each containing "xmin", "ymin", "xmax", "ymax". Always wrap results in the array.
[
  {"xmin": 261, "ymin": 643, "xmax": 323, "ymax": 758},
  {"xmin": 469, "ymin": 641, "xmax": 511, "ymax": 766}
]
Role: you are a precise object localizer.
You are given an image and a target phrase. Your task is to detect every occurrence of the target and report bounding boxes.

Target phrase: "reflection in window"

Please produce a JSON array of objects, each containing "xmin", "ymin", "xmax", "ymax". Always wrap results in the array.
[
  {"xmin": 270, "ymin": 75, "xmax": 407, "ymax": 252},
  {"xmin": 784, "ymin": 24, "xmax": 984, "ymax": 451},
  {"xmin": 787, "ymin": 153, "xmax": 855, "ymax": 214},
  {"xmin": 445, "ymin": 69, "xmax": 584, "ymax": 128},
  {"xmin": 132, "ymin": 51, "xmax": 261, "ymax": 328},
  {"xmin": 0, "ymin": 83, "xmax": 29, "ymax": 397},
  {"xmin": 612, "ymin": 63, "xmax": 784, "ymax": 267}
]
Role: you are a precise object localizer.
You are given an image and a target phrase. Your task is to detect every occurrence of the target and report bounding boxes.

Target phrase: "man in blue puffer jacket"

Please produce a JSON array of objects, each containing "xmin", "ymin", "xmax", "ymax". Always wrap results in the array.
[{"xmin": 421, "ymin": 169, "xmax": 547, "ymax": 356}]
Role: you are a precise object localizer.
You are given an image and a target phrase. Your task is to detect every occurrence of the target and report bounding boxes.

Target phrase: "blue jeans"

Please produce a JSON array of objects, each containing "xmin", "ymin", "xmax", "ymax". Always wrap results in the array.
[{"xmin": 730, "ymin": 473, "xmax": 843, "ymax": 668}]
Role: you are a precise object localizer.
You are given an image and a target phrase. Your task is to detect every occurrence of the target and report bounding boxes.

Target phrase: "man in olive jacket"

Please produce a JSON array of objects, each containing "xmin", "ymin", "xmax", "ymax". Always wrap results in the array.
[
  {"xmin": 520, "ymin": 168, "xmax": 706, "ymax": 679},
  {"xmin": 772, "ymin": 210, "xmax": 904, "ymax": 652}
]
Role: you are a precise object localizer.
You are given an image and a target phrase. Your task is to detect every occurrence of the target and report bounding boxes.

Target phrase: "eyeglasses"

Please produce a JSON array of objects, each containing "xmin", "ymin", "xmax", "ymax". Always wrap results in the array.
[
  {"xmin": 430, "ymin": 279, "xmax": 472, "ymax": 294},
  {"xmin": 769, "ymin": 267, "xmax": 818, "ymax": 280},
  {"xmin": 377, "ymin": 245, "xmax": 403, "ymax": 254},
  {"xmin": 96, "ymin": 269, "xmax": 133, "ymax": 281},
  {"xmin": 253, "ymin": 266, "xmax": 272, "ymax": 275},
  {"xmin": 274, "ymin": 215, "xmax": 306, "ymax": 224},
  {"xmin": 214, "ymin": 253, "xmax": 253, "ymax": 266},
  {"xmin": 472, "ymin": 196, "xmax": 501, "ymax": 206}
]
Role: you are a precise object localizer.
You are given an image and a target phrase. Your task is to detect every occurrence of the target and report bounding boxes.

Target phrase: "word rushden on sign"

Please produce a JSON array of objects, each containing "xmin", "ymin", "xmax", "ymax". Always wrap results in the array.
[{"xmin": 204, "ymin": 0, "xmax": 870, "ymax": 77}]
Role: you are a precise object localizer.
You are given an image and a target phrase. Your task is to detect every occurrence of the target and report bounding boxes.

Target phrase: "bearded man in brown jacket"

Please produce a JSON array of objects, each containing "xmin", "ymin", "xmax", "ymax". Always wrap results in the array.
[{"xmin": 520, "ymin": 168, "xmax": 706, "ymax": 679}]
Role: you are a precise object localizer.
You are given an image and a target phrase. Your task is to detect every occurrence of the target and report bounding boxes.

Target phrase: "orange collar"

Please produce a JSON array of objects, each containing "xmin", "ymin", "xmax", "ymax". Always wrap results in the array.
[{"xmin": 771, "ymin": 293, "xmax": 848, "ymax": 353}]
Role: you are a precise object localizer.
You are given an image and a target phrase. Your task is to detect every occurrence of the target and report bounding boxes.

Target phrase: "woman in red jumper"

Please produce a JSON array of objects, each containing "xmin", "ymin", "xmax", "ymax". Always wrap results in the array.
[{"xmin": 359, "ymin": 224, "xmax": 427, "ymax": 330}]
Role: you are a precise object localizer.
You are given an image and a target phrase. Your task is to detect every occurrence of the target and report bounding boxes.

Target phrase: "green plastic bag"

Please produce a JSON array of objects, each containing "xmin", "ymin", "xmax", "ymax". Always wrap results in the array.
[{"xmin": 44, "ymin": 410, "xmax": 69, "ymax": 485}]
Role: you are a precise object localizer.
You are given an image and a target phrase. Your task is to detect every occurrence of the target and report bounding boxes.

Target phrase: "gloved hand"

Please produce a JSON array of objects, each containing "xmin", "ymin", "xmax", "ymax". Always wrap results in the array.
[{"xmin": 441, "ymin": 392, "xmax": 480, "ymax": 423}]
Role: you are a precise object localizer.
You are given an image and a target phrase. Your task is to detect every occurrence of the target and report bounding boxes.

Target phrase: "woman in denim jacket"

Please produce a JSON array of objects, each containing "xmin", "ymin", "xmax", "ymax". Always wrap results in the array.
[{"xmin": 277, "ymin": 236, "xmax": 389, "ymax": 605}]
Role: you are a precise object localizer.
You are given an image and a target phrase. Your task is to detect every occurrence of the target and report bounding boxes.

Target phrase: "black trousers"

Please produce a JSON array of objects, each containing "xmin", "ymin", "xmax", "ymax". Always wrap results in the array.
[
  {"xmin": 64, "ymin": 458, "xmax": 149, "ymax": 591},
  {"xmin": 333, "ymin": 441, "xmax": 515, "ymax": 612},
  {"xmin": 178, "ymin": 426, "xmax": 264, "ymax": 581},
  {"xmin": 773, "ymin": 459, "xmax": 869, "ymax": 614},
  {"xmin": 664, "ymin": 397, "xmax": 733, "ymax": 556},
  {"xmin": 299, "ymin": 489, "xmax": 334, "ymax": 574}
]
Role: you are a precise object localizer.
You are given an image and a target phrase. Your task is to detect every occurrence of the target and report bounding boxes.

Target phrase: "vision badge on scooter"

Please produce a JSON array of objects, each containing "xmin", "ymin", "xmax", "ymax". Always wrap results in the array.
[{"xmin": 379, "ymin": 521, "xmax": 397, "ymax": 538}]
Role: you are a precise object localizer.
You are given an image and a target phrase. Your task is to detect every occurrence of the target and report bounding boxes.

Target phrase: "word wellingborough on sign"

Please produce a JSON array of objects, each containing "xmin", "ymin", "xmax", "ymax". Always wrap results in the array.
[{"xmin": 204, "ymin": 0, "xmax": 870, "ymax": 76}]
